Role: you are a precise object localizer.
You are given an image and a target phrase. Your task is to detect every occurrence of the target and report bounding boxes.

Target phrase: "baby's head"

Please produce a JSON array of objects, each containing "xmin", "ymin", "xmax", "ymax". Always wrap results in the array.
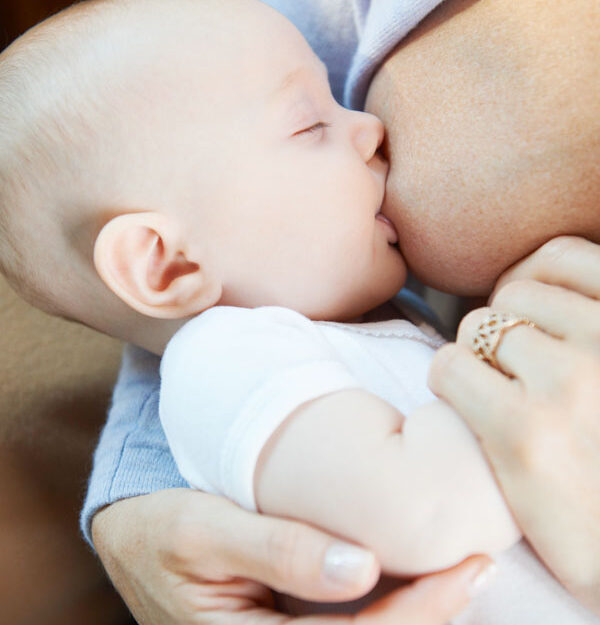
[{"xmin": 0, "ymin": 0, "xmax": 405, "ymax": 352}]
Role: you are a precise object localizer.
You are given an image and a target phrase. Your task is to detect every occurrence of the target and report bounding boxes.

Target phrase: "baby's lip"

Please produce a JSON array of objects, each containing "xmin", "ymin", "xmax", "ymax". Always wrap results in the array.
[
  {"xmin": 372, "ymin": 155, "xmax": 397, "ymax": 243},
  {"xmin": 375, "ymin": 209, "xmax": 399, "ymax": 245}
]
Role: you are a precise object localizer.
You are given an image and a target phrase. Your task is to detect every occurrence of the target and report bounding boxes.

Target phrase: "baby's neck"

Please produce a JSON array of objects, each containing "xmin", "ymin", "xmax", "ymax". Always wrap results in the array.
[{"xmin": 114, "ymin": 316, "xmax": 188, "ymax": 356}]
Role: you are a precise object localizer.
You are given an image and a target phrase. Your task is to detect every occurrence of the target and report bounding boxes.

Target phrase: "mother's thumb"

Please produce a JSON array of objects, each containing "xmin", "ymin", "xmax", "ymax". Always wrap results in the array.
[{"xmin": 223, "ymin": 509, "xmax": 380, "ymax": 603}]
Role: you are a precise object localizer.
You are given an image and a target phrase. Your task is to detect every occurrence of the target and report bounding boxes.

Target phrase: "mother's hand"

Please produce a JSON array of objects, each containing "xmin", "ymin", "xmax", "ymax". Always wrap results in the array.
[
  {"xmin": 429, "ymin": 236, "xmax": 600, "ymax": 613},
  {"xmin": 92, "ymin": 488, "xmax": 492, "ymax": 625}
]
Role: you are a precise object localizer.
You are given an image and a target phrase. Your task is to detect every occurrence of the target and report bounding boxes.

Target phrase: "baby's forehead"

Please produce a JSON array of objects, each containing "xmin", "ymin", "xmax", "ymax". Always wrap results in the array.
[
  {"xmin": 0, "ymin": 0, "xmax": 320, "ymax": 179},
  {"xmin": 10, "ymin": 0, "xmax": 317, "ymax": 111}
]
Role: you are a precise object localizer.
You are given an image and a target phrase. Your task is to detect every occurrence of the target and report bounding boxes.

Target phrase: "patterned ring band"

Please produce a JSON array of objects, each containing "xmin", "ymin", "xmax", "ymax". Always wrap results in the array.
[{"xmin": 472, "ymin": 311, "xmax": 537, "ymax": 370}]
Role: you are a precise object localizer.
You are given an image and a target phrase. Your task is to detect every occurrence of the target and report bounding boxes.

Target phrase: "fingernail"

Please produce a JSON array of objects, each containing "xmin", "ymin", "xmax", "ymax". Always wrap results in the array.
[
  {"xmin": 469, "ymin": 562, "xmax": 497, "ymax": 597},
  {"xmin": 322, "ymin": 542, "xmax": 376, "ymax": 587}
]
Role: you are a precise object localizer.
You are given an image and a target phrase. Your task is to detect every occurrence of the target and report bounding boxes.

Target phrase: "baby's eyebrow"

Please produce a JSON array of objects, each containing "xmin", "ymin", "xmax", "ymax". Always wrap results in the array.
[{"xmin": 273, "ymin": 60, "xmax": 329, "ymax": 101}]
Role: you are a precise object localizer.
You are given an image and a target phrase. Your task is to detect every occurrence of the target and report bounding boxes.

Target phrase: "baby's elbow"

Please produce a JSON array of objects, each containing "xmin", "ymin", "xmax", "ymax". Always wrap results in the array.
[
  {"xmin": 363, "ymin": 491, "xmax": 521, "ymax": 577},
  {"xmin": 363, "ymin": 506, "xmax": 472, "ymax": 576}
]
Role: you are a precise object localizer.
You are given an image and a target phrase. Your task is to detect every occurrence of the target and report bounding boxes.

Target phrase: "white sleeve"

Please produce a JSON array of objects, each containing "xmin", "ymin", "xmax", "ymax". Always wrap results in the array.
[{"xmin": 159, "ymin": 306, "xmax": 360, "ymax": 511}]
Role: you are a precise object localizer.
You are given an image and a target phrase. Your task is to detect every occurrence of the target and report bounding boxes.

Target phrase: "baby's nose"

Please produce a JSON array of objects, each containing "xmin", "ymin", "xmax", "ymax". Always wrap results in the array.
[{"xmin": 351, "ymin": 111, "xmax": 385, "ymax": 162}]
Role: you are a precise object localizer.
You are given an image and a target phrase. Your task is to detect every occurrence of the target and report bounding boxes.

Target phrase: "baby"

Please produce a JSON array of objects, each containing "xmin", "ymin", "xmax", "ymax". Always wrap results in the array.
[{"xmin": 0, "ymin": 1, "xmax": 596, "ymax": 623}]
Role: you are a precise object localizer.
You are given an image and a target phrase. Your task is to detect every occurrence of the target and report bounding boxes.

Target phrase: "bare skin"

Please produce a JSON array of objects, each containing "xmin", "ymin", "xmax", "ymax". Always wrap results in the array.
[
  {"xmin": 366, "ymin": 0, "xmax": 600, "ymax": 295},
  {"xmin": 430, "ymin": 237, "xmax": 600, "ymax": 613}
]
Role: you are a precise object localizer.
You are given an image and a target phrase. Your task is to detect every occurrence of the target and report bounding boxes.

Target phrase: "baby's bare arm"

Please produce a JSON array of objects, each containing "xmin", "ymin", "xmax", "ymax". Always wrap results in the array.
[{"xmin": 255, "ymin": 390, "xmax": 521, "ymax": 576}]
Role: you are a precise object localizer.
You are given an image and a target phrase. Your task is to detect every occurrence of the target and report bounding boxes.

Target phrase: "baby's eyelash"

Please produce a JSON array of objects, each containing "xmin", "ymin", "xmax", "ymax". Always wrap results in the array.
[{"xmin": 295, "ymin": 121, "xmax": 331, "ymax": 136}]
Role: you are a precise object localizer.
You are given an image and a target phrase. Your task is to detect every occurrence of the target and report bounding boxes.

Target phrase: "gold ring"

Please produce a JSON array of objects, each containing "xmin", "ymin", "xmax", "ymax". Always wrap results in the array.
[{"xmin": 472, "ymin": 312, "xmax": 536, "ymax": 369}]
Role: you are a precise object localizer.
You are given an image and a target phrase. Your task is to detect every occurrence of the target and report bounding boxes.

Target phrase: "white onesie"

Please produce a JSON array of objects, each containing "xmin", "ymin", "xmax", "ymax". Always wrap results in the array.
[{"xmin": 159, "ymin": 305, "xmax": 598, "ymax": 625}]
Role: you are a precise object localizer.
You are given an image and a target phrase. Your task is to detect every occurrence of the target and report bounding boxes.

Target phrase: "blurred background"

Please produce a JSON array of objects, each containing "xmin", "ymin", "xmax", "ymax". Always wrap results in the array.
[
  {"xmin": 1, "ymin": 0, "xmax": 71, "ymax": 49},
  {"xmin": 1, "ymin": 5, "xmax": 132, "ymax": 625}
]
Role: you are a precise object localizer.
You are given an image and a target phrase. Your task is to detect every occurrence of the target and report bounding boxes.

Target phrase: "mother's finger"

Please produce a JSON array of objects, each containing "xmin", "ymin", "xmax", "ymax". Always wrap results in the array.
[
  {"xmin": 490, "ymin": 280, "xmax": 600, "ymax": 349},
  {"xmin": 428, "ymin": 342, "xmax": 522, "ymax": 443},
  {"xmin": 493, "ymin": 236, "xmax": 600, "ymax": 300},
  {"xmin": 177, "ymin": 492, "xmax": 380, "ymax": 602},
  {"xmin": 223, "ymin": 556, "xmax": 494, "ymax": 625},
  {"xmin": 456, "ymin": 307, "xmax": 588, "ymax": 389},
  {"xmin": 354, "ymin": 556, "xmax": 495, "ymax": 625}
]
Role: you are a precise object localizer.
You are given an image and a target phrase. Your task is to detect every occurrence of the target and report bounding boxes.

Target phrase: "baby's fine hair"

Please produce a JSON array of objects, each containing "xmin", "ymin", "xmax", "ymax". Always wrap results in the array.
[
  {"xmin": 0, "ymin": 0, "xmax": 241, "ymax": 328},
  {"xmin": 0, "ymin": 0, "xmax": 122, "ymax": 313},
  {"xmin": 0, "ymin": 0, "xmax": 186, "ymax": 318}
]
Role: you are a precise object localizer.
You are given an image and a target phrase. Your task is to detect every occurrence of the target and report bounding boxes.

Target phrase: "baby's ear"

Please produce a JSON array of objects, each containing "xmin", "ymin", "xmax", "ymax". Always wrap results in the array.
[{"xmin": 94, "ymin": 212, "xmax": 222, "ymax": 319}]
